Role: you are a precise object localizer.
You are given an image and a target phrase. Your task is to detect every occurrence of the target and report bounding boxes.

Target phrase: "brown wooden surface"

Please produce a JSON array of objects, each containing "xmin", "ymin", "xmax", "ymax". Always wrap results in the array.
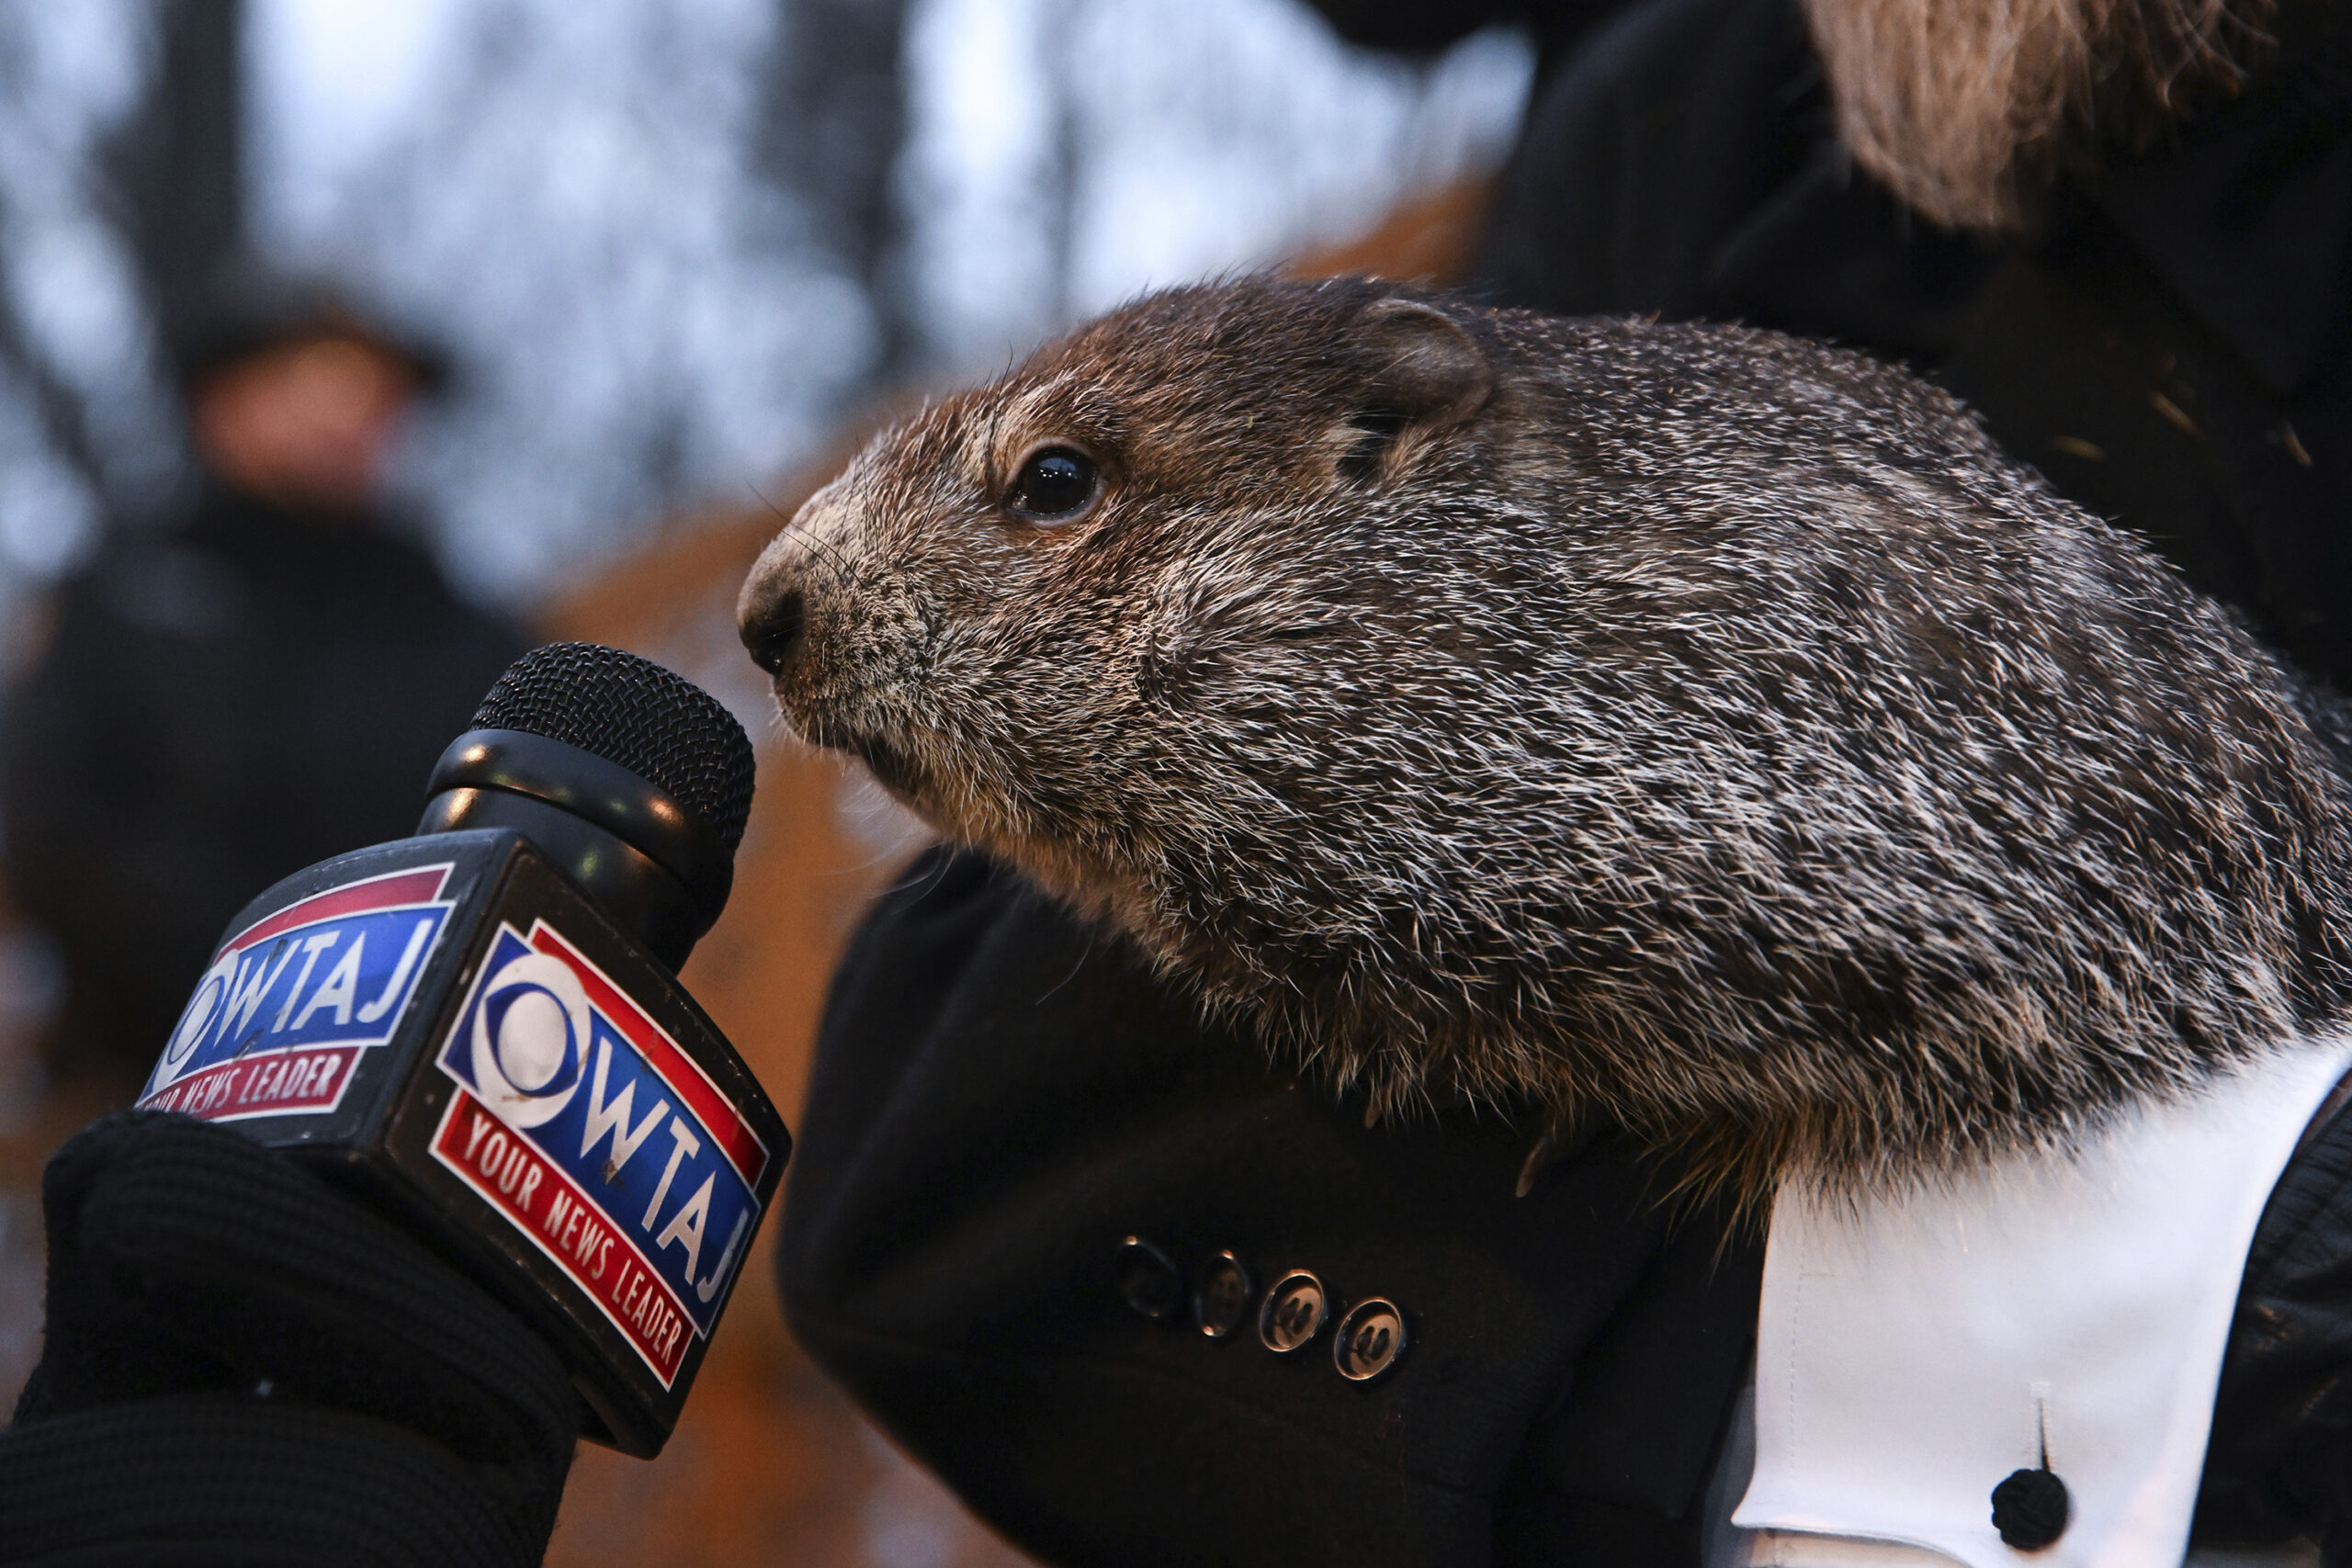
[{"xmin": 1289, "ymin": 172, "xmax": 1494, "ymax": 286}]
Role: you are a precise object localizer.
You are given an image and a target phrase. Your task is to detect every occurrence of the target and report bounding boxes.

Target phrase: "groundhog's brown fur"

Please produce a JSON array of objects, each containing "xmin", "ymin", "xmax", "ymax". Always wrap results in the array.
[{"xmin": 740, "ymin": 275, "xmax": 2352, "ymax": 1201}]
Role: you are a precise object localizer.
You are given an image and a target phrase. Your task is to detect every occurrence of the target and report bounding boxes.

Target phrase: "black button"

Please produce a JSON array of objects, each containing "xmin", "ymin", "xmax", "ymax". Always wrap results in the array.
[
  {"xmin": 1258, "ymin": 1269, "xmax": 1328, "ymax": 1352},
  {"xmin": 1990, "ymin": 1467, "xmax": 2069, "ymax": 1551},
  {"xmin": 1194, "ymin": 1251, "xmax": 1253, "ymax": 1339},
  {"xmin": 1332, "ymin": 1297, "xmax": 1408, "ymax": 1382},
  {"xmin": 1114, "ymin": 1236, "xmax": 1183, "ymax": 1322}
]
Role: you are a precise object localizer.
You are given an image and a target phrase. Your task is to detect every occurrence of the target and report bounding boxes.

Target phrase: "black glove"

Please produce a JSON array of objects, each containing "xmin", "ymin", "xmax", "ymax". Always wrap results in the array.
[
  {"xmin": 2196, "ymin": 1089, "xmax": 2352, "ymax": 1564},
  {"xmin": 0, "ymin": 1111, "xmax": 579, "ymax": 1567}
]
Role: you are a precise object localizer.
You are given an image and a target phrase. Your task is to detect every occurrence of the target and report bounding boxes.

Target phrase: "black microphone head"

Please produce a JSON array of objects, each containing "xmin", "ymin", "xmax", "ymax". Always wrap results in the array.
[
  {"xmin": 469, "ymin": 642, "xmax": 756, "ymax": 854},
  {"xmin": 422, "ymin": 643, "xmax": 757, "ymax": 967}
]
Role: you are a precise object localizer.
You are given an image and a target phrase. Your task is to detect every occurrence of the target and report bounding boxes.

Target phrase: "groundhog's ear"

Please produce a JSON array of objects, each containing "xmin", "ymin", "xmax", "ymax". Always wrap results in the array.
[{"xmin": 1362, "ymin": 298, "xmax": 1492, "ymax": 429}]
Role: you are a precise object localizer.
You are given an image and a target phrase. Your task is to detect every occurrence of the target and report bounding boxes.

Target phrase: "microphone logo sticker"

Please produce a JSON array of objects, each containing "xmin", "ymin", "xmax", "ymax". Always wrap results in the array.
[
  {"xmin": 430, "ymin": 919, "xmax": 771, "ymax": 1386},
  {"xmin": 469, "ymin": 951, "xmax": 592, "ymax": 1130},
  {"xmin": 140, "ymin": 863, "xmax": 457, "ymax": 1122}
]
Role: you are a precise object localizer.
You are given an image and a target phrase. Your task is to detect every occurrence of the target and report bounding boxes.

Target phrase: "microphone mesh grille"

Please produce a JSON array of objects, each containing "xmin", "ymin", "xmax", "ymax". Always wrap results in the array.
[{"xmin": 471, "ymin": 642, "xmax": 756, "ymax": 852}]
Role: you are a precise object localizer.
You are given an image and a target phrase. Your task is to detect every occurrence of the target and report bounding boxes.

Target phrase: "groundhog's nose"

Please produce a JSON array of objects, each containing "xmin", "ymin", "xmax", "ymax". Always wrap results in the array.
[{"xmin": 741, "ymin": 589, "xmax": 805, "ymax": 676}]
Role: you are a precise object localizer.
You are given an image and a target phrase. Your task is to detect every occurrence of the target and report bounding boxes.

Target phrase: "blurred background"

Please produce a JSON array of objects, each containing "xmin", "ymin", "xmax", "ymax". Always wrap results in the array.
[{"xmin": 0, "ymin": 1, "xmax": 1534, "ymax": 1562}]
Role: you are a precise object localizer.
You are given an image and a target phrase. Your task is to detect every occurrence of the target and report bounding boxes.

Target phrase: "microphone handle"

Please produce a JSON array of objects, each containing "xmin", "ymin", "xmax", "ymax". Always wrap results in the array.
[{"xmin": 135, "ymin": 826, "xmax": 788, "ymax": 1458}]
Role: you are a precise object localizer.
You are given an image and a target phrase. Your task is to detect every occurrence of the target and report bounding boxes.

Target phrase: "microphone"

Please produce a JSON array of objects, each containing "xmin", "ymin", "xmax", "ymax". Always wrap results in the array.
[{"xmin": 130, "ymin": 641, "xmax": 787, "ymax": 1458}]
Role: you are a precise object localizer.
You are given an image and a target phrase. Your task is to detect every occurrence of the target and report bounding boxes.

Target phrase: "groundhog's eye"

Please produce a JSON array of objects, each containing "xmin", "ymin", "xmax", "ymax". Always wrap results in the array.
[{"xmin": 1004, "ymin": 445, "xmax": 1101, "ymax": 522}]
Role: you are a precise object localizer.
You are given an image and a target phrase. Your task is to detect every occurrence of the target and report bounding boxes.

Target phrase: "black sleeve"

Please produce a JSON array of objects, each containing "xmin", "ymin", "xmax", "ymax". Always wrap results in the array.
[
  {"xmin": 2196, "ymin": 1097, "xmax": 2352, "ymax": 1562},
  {"xmin": 1302, "ymin": 1, "xmax": 1632, "ymax": 67},
  {"xmin": 777, "ymin": 848, "xmax": 1760, "ymax": 1568},
  {"xmin": 0, "ymin": 1112, "xmax": 580, "ymax": 1568},
  {"xmin": 1302, "ymin": 1, "xmax": 1522, "ymax": 53}
]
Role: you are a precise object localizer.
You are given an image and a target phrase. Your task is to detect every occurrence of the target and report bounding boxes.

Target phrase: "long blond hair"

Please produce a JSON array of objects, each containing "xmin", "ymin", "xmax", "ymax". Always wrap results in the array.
[{"xmin": 1803, "ymin": 0, "xmax": 2275, "ymax": 230}]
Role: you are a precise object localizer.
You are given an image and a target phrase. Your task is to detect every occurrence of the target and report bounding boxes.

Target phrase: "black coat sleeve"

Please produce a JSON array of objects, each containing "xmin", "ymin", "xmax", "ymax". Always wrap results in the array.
[
  {"xmin": 777, "ymin": 849, "xmax": 1761, "ymax": 1568},
  {"xmin": 1299, "ymin": 2, "xmax": 1635, "ymax": 82},
  {"xmin": 2197, "ymin": 1097, "xmax": 2352, "ymax": 1562},
  {"xmin": 0, "ymin": 1112, "xmax": 578, "ymax": 1567}
]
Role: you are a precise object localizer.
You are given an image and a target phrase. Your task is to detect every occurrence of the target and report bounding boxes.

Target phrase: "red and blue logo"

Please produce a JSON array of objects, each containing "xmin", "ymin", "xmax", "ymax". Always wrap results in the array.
[
  {"xmin": 141, "ymin": 864, "xmax": 456, "ymax": 1122},
  {"xmin": 428, "ymin": 920, "xmax": 770, "ymax": 1386}
]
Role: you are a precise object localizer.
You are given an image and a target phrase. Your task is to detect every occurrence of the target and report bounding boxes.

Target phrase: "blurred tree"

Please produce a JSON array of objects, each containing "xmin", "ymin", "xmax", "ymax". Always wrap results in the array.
[
  {"xmin": 271, "ymin": 0, "xmax": 894, "ymax": 603},
  {"xmin": 0, "ymin": 0, "xmax": 231, "ymax": 624},
  {"xmin": 105, "ymin": 0, "xmax": 245, "ymax": 376},
  {"xmin": 0, "ymin": 0, "xmax": 1529, "ymax": 622},
  {"xmin": 760, "ymin": 0, "xmax": 914, "ymax": 379}
]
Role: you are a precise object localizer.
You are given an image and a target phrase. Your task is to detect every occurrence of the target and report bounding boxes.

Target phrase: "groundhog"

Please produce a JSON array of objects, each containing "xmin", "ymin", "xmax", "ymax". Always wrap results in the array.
[{"xmin": 738, "ymin": 274, "xmax": 2352, "ymax": 1201}]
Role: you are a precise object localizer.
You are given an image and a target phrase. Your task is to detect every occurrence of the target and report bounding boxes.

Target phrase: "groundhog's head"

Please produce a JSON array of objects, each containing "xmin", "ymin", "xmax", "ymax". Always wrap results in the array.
[
  {"xmin": 739, "ymin": 275, "xmax": 1502, "ymax": 921},
  {"xmin": 741, "ymin": 275, "xmax": 2352, "ymax": 1198}
]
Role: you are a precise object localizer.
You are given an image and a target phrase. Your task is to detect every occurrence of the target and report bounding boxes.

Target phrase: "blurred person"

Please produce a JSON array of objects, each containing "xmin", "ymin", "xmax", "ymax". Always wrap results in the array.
[{"xmin": 0, "ymin": 265, "xmax": 527, "ymax": 1098}]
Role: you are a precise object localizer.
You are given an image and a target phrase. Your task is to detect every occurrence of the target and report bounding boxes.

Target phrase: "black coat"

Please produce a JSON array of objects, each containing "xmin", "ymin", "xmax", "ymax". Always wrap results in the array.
[
  {"xmin": 781, "ymin": 2, "xmax": 2352, "ymax": 1562},
  {"xmin": 1, "ymin": 488, "xmax": 527, "ymax": 1088},
  {"xmin": 784, "ymin": 852, "xmax": 1760, "ymax": 1567}
]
